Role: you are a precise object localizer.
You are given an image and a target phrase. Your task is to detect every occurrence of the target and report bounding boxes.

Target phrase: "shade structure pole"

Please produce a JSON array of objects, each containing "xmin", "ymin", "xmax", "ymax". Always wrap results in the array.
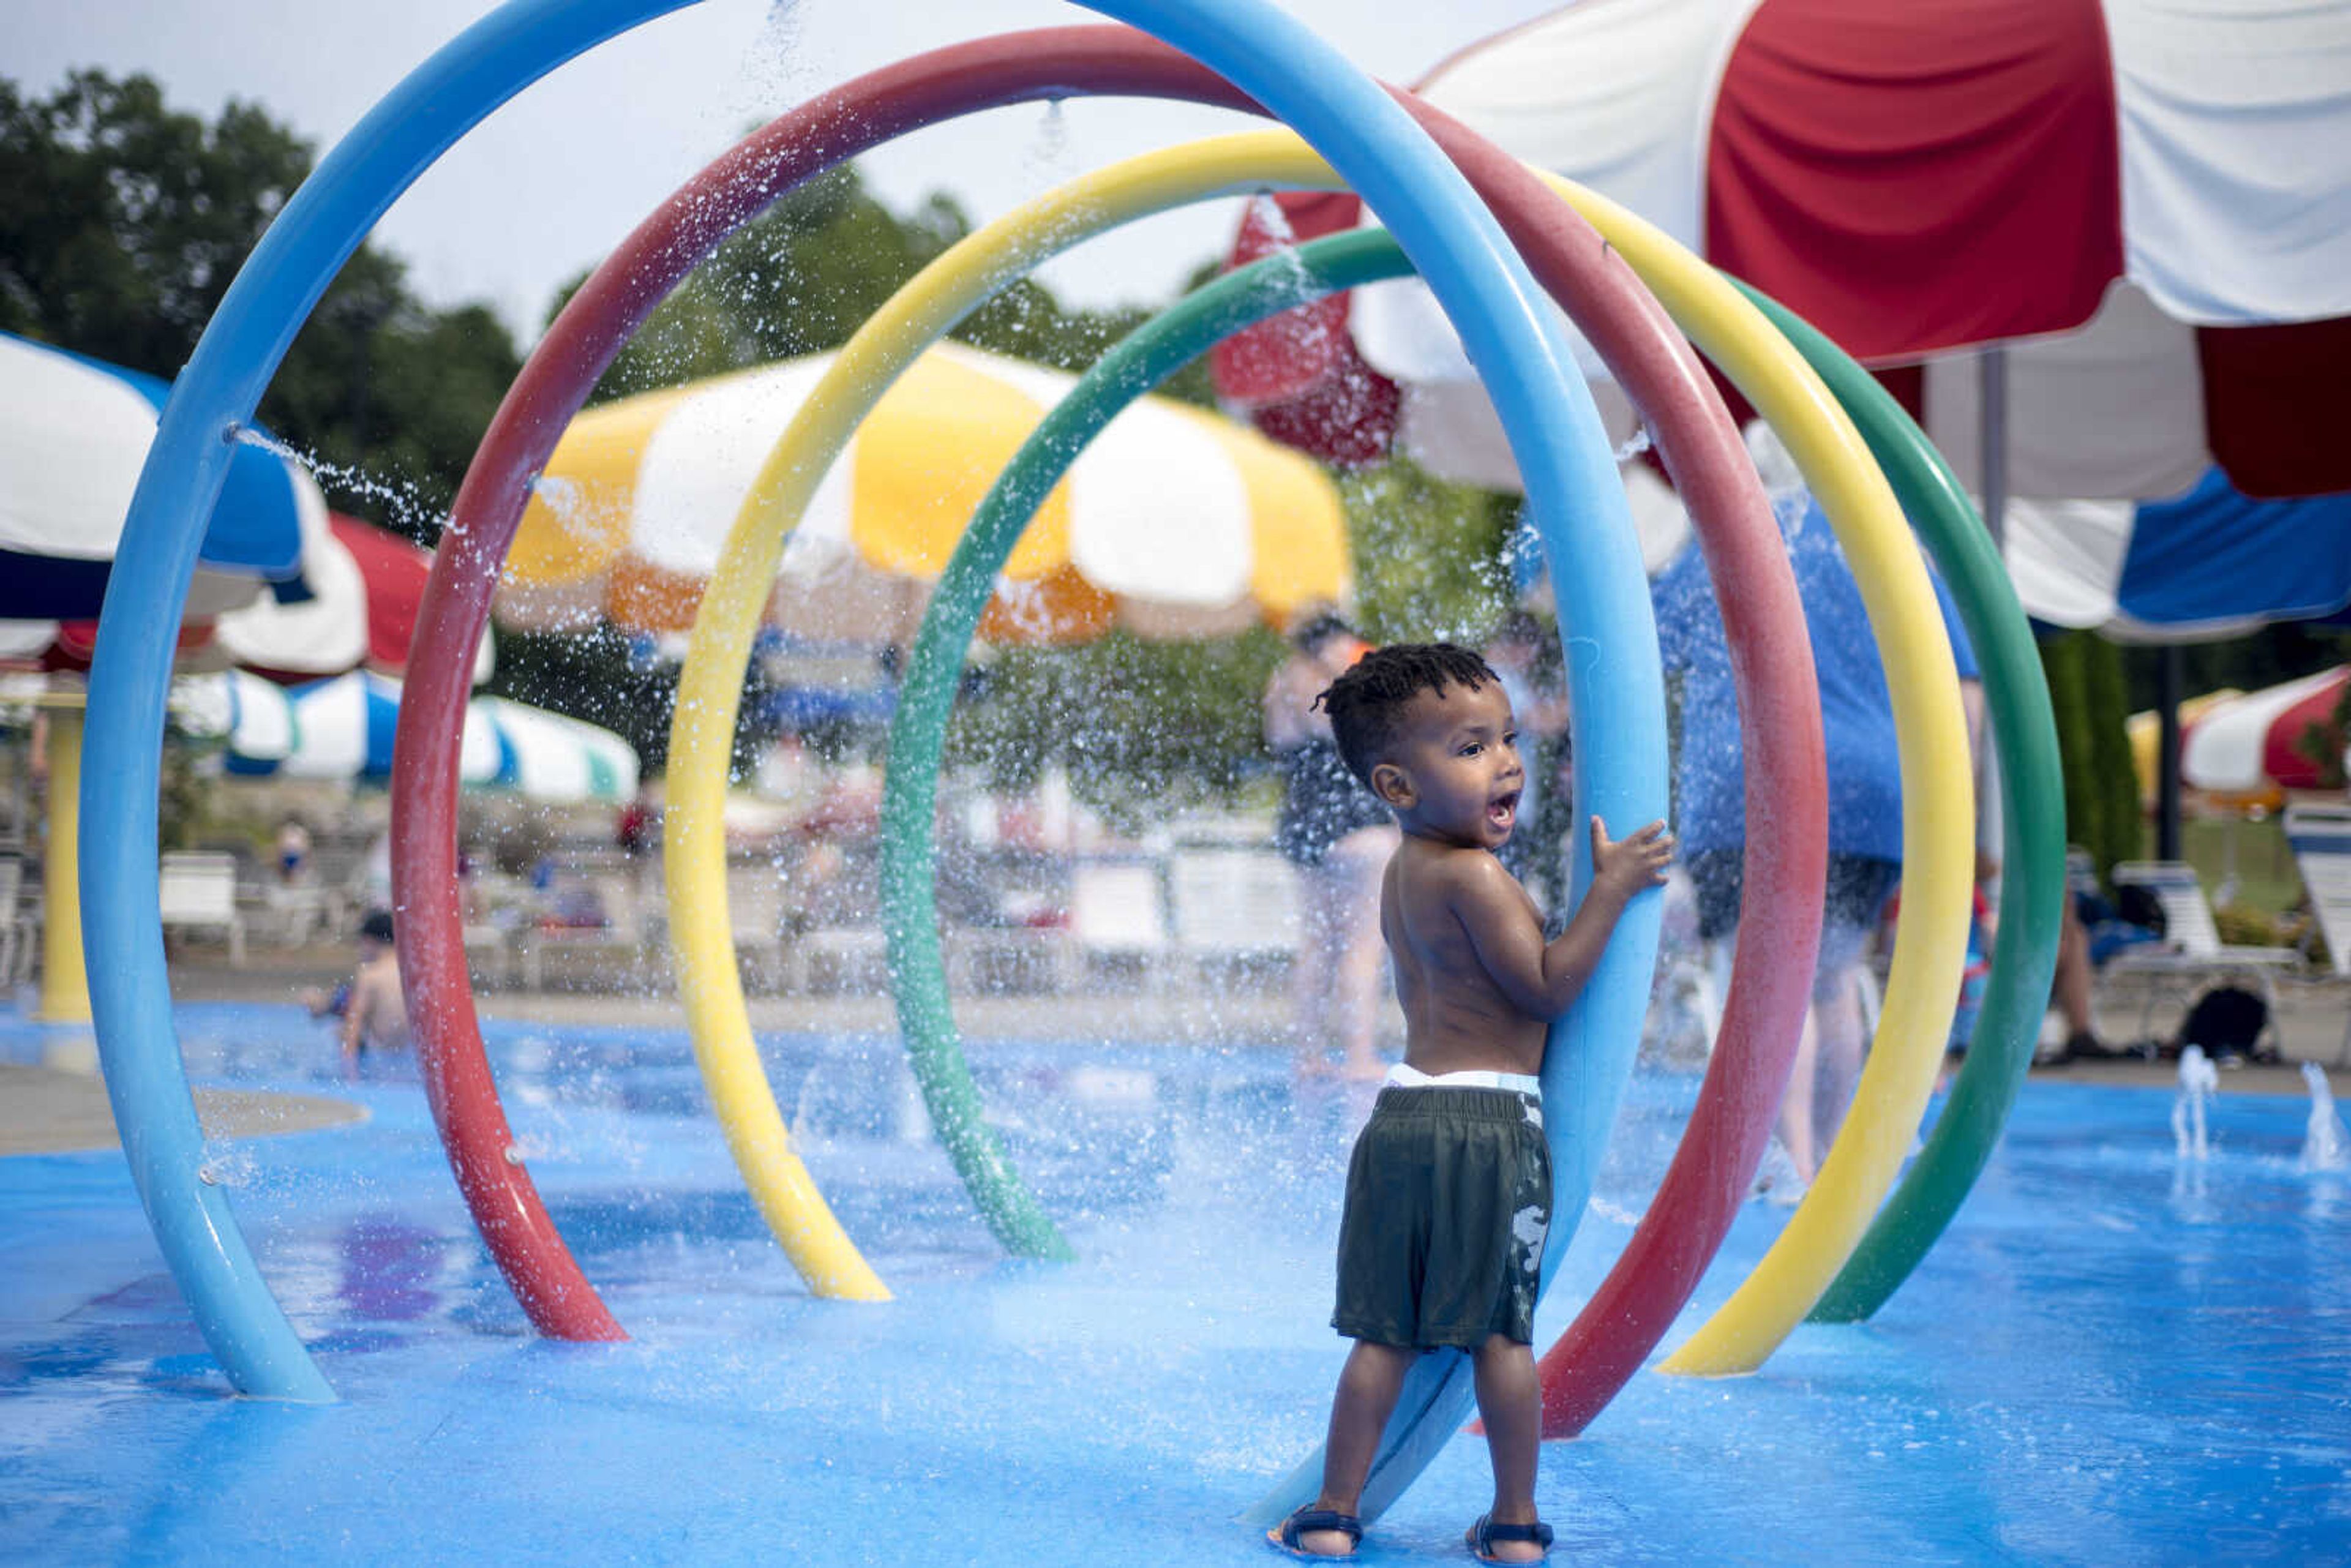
[
  {"xmin": 39, "ymin": 697, "xmax": 91, "ymax": 1024},
  {"xmin": 1980, "ymin": 346, "xmax": 2008, "ymax": 550},
  {"xmin": 2158, "ymin": 645, "xmax": 2185, "ymax": 861}
]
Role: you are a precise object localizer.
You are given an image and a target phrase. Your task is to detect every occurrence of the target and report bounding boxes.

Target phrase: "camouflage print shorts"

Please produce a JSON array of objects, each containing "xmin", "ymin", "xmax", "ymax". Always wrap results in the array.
[{"xmin": 1331, "ymin": 1086, "xmax": 1551, "ymax": 1349}]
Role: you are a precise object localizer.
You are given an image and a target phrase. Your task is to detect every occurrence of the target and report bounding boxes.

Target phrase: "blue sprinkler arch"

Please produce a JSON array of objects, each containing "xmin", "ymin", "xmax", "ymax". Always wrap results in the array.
[{"xmin": 76, "ymin": 0, "xmax": 1660, "ymax": 1406}]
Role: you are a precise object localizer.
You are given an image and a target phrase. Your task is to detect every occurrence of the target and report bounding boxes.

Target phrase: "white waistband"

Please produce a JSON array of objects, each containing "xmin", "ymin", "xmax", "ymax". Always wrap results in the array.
[{"xmin": 1385, "ymin": 1062, "xmax": 1541, "ymax": 1095}]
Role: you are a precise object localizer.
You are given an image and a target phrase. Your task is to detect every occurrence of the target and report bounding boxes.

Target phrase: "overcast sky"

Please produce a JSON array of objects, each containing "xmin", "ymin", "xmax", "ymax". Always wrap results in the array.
[{"xmin": 14, "ymin": 0, "xmax": 1565, "ymax": 345}]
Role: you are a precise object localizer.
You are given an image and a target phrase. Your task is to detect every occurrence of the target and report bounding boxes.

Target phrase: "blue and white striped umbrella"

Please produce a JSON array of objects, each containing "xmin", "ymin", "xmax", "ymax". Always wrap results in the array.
[
  {"xmin": 1586, "ymin": 451, "xmax": 2351, "ymax": 646},
  {"xmin": 2003, "ymin": 468, "xmax": 2351, "ymax": 642},
  {"xmin": 178, "ymin": 670, "xmax": 637, "ymax": 805},
  {"xmin": 0, "ymin": 332, "xmax": 313, "ymax": 621}
]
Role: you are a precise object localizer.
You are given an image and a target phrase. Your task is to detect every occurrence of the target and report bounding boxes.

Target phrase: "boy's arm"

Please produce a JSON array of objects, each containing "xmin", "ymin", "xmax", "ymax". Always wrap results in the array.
[{"xmin": 1453, "ymin": 817, "xmax": 1671, "ymax": 1021}]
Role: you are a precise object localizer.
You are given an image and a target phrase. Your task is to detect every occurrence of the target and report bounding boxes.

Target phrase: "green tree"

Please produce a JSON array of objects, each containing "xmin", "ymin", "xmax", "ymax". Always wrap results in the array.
[
  {"xmin": 1341, "ymin": 457, "xmax": 1520, "ymax": 643},
  {"xmin": 561, "ymin": 165, "xmax": 1217, "ymax": 410},
  {"xmin": 948, "ymin": 629, "xmax": 1288, "ymax": 825},
  {"xmin": 2041, "ymin": 629, "xmax": 2142, "ymax": 881},
  {"xmin": 0, "ymin": 70, "xmax": 520, "ymax": 543},
  {"xmin": 0, "ymin": 72, "xmax": 307, "ymax": 369},
  {"xmin": 2120, "ymin": 623, "xmax": 2351, "ymax": 716}
]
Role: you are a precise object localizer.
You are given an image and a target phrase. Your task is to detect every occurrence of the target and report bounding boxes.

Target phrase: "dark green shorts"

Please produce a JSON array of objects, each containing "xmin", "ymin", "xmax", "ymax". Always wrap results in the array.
[{"xmin": 1331, "ymin": 1086, "xmax": 1553, "ymax": 1349}]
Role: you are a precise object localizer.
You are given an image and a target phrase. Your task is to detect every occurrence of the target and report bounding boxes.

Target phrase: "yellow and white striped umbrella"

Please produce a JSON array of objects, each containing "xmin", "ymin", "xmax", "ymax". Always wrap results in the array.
[{"xmin": 495, "ymin": 342, "xmax": 1349, "ymax": 646}]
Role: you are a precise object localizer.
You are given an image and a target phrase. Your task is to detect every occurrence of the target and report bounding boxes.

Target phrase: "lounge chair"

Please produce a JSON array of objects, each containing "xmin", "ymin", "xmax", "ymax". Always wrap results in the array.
[
  {"xmin": 727, "ymin": 857, "xmax": 792, "ymax": 992},
  {"xmin": 1167, "ymin": 844, "xmax": 1297, "ymax": 987},
  {"xmin": 512, "ymin": 858, "xmax": 649, "ymax": 991},
  {"xmin": 158, "ymin": 851, "xmax": 247, "ymax": 966},
  {"xmin": 1060, "ymin": 857, "xmax": 1171, "ymax": 992},
  {"xmin": 0, "ymin": 855, "xmax": 23, "ymax": 989},
  {"xmin": 2103, "ymin": 860, "xmax": 2300, "ymax": 1053},
  {"xmin": 2283, "ymin": 805, "xmax": 2351, "ymax": 1062}
]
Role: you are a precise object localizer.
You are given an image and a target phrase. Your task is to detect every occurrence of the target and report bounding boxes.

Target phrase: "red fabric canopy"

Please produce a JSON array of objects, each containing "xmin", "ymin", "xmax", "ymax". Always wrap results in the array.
[
  {"xmin": 328, "ymin": 514, "xmax": 433, "ymax": 673},
  {"xmin": 1706, "ymin": 0, "xmax": 2122, "ymax": 361},
  {"xmin": 1213, "ymin": 193, "xmax": 1396, "ymax": 466},
  {"xmin": 2253, "ymin": 671, "xmax": 2349, "ymax": 793},
  {"xmin": 42, "ymin": 620, "xmax": 216, "ymax": 672}
]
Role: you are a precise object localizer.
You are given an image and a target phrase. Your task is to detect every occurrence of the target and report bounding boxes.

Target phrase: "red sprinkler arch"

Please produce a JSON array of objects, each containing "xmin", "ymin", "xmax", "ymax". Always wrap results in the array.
[{"xmin": 394, "ymin": 28, "xmax": 1826, "ymax": 1443}]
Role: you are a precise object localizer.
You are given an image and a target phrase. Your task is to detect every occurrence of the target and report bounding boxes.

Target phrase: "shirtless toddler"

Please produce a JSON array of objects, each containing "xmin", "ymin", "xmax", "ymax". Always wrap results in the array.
[
  {"xmin": 306, "ymin": 909, "xmax": 410, "ymax": 1065},
  {"xmin": 1267, "ymin": 642, "xmax": 1670, "ymax": 1563}
]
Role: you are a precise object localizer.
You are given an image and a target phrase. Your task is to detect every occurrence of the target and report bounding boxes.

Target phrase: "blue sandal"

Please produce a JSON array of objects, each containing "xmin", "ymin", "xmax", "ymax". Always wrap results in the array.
[
  {"xmin": 1268, "ymin": 1505, "xmax": 1363, "ymax": 1559},
  {"xmin": 1466, "ymin": 1513, "xmax": 1554, "ymax": 1562}
]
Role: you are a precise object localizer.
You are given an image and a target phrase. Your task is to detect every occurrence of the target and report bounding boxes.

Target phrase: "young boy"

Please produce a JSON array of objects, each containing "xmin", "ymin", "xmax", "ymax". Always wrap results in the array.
[
  {"xmin": 304, "ymin": 909, "xmax": 410, "ymax": 1065},
  {"xmin": 1268, "ymin": 643, "xmax": 1671, "ymax": 1563}
]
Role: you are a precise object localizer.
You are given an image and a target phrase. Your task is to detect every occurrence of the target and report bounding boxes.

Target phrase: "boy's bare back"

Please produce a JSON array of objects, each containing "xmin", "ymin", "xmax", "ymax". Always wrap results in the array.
[{"xmin": 1384, "ymin": 838, "xmax": 1552, "ymax": 1077}]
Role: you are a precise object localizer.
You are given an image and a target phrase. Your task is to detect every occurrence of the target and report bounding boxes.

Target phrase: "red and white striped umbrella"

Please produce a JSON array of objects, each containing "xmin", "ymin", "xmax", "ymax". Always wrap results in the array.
[
  {"xmin": 1214, "ymin": 0, "xmax": 2351, "ymax": 501},
  {"xmin": 2181, "ymin": 666, "xmax": 2350, "ymax": 796},
  {"xmin": 213, "ymin": 511, "xmax": 495, "ymax": 685}
]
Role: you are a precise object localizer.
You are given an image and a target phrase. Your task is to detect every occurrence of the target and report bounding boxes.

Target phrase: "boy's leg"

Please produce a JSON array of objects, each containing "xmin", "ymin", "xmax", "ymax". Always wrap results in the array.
[
  {"xmin": 1808, "ymin": 861, "xmax": 1895, "ymax": 1154},
  {"xmin": 1295, "ymin": 1339, "xmax": 1416, "ymax": 1555},
  {"xmin": 1469, "ymin": 1333, "xmax": 1547, "ymax": 1561}
]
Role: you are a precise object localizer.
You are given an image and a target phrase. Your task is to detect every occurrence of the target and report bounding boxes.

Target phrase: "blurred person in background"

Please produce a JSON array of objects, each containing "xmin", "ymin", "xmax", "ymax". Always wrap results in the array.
[
  {"xmin": 1653, "ymin": 428, "xmax": 1980, "ymax": 1198},
  {"xmin": 1266, "ymin": 613, "xmax": 1398, "ymax": 1081}
]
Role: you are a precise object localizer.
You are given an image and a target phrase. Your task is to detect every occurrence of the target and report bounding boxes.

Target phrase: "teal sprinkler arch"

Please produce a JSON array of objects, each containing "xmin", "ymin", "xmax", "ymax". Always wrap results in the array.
[
  {"xmin": 884, "ymin": 223, "xmax": 1695, "ymax": 1524},
  {"xmin": 1752, "ymin": 282, "xmax": 2071, "ymax": 1324},
  {"xmin": 874, "ymin": 235, "xmax": 1415, "ymax": 1262},
  {"xmin": 880, "ymin": 232, "xmax": 2064, "ymax": 1468}
]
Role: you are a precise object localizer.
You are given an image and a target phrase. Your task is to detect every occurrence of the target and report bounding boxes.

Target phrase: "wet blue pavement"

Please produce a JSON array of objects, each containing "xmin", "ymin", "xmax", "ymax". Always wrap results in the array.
[{"xmin": 3, "ymin": 1003, "xmax": 2347, "ymax": 1565}]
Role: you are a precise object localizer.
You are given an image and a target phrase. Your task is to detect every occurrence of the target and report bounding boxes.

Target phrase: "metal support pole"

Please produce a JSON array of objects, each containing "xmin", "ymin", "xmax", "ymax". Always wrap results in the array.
[
  {"xmin": 1974, "ymin": 347, "xmax": 2009, "ymax": 914},
  {"xmin": 2158, "ymin": 644, "xmax": 2184, "ymax": 862},
  {"xmin": 1979, "ymin": 347, "xmax": 2008, "ymax": 550}
]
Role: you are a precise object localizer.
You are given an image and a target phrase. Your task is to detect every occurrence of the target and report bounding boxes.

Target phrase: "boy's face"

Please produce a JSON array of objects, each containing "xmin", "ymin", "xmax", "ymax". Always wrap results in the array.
[{"xmin": 1372, "ymin": 678, "xmax": 1523, "ymax": 851}]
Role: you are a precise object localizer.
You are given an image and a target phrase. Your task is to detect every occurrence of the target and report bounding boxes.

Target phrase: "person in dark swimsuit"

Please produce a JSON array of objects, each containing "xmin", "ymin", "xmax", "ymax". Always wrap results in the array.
[{"xmin": 1266, "ymin": 614, "xmax": 1398, "ymax": 1080}]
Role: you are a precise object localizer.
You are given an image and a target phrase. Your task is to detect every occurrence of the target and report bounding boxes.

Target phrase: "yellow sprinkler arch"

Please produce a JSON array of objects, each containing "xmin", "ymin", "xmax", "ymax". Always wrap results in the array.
[
  {"xmin": 663, "ymin": 130, "xmax": 1973, "ymax": 1357},
  {"xmin": 662, "ymin": 135, "xmax": 1347, "ymax": 1278},
  {"xmin": 1537, "ymin": 178, "xmax": 1977, "ymax": 1378}
]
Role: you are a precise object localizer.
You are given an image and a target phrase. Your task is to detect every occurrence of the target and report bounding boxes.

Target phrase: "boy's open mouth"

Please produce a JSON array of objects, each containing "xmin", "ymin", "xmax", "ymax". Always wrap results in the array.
[{"xmin": 1487, "ymin": 790, "xmax": 1520, "ymax": 834}]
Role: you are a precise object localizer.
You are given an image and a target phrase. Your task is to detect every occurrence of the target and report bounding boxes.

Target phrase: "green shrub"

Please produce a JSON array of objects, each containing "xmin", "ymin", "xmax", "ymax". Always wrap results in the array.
[{"xmin": 2212, "ymin": 903, "xmax": 2282, "ymax": 950}]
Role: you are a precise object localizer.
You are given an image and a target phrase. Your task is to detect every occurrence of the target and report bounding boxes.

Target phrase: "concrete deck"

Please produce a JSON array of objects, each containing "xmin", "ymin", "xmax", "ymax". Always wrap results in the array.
[
  {"xmin": 6, "ymin": 934, "xmax": 2343, "ymax": 1158},
  {"xmin": 0, "ymin": 1062, "xmax": 366, "ymax": 1155}
]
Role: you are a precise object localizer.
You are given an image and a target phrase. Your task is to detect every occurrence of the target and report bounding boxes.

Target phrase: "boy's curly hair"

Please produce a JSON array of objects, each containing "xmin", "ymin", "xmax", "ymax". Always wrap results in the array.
[{"xmin": 1314, "ymin": 641, "xmax": 1498, "ymax": 787}]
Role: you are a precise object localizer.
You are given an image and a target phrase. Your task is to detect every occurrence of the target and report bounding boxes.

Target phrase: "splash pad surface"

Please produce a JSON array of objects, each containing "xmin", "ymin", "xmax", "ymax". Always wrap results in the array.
[{"xmin": 4, "ymin": 1003, "xmax": 2345, "ymax": 1564}]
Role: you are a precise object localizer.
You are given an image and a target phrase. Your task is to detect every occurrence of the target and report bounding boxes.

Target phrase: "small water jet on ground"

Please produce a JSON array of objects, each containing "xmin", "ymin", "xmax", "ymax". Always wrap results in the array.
[
  {"xmin": 2173, "ymin": 1043, "xmax": 2216, "ymax": 1161},
  {"xmin": 2300, "ymin": 1061, "xmax": 2347, "ymax": 1172}
]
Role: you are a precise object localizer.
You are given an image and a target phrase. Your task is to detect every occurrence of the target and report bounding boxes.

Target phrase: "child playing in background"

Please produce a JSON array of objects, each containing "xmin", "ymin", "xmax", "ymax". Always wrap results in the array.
[
  {"xmin": 1267, "ymin": 643, "xmax": 1671, "ymax": 1562},
  {"xmin": 302, "ymin": 909, "xmax": 410, "ymax": 1066}
]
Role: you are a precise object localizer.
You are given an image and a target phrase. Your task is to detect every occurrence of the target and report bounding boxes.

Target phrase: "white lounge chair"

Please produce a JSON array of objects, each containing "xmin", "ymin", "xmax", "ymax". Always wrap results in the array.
[
  {"xmin": 512, "ymin": 861, "xmax": 647, "ymax": 991},
  {"xmin": 1061, "ymin": 858, "xmax": 1171, "ymax": 992},
  {"xmin": 727, "ymin": 858, "xmax": 792, "ymax": 992},
  {"xmin": 2284, "ymin": 805, "xmax": 2351, "ymax": 1062},
  {"xmin": 1167, "ymin": 844, "xmax": 1297, "ymax": 986},
  {"xmin": 0, "ymin": 855, "xmax": 23, "ymax": 989},
  {"xmin": 158, "ymin": 851, "xmax": 246, "ymax": 966},
  {"xmin": 2104, "ymin": 860, "xmax": 2299, "ymax": 1052}
]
